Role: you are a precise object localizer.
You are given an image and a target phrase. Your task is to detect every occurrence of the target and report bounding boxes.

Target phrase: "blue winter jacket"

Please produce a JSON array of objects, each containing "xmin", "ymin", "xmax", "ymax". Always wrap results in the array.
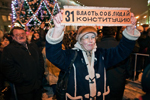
[{"xmin": 46, "ymin": 33, "xmax": 136, "ymax": 100}]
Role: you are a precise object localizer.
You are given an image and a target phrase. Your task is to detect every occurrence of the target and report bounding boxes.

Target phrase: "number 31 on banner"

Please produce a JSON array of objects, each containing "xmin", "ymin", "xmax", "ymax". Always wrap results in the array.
[{"xmin": 65, "ymin": 11, "xmax": 74, "ymax": 22}]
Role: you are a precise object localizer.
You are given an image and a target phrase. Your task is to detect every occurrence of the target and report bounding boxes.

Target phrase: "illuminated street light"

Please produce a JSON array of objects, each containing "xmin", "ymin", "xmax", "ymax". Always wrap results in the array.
[
  {"xmin": 143, "ymin": 15, "xmax": 147, "ymax": 18},
  {"xmin": 136, "ymin": 16, "xmax": 139, "ymax": 19}
]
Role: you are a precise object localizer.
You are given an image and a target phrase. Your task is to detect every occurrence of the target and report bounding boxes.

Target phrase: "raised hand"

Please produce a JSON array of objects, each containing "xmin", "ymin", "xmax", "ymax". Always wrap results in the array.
[
  {"xmin": 52, "ymin": 10, "xmax": 65, "ymax": 38},
  {"xmin": 126, "ymin": 13, "xmax": 137, "ymax": 35},
  {"xmin": 53, "ymin": 10, "xmax": 65, "ymax": 29}
]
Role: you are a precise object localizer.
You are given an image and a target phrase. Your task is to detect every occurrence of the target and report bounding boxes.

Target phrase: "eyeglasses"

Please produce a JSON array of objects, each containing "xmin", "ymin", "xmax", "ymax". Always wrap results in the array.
[
  {"xmin": 82, "ymin": 35, "xmax": 96, "ymax": 40},
  {"xmin": 14, "ymin": 33, "xmax": 26, "ymax": 37}
]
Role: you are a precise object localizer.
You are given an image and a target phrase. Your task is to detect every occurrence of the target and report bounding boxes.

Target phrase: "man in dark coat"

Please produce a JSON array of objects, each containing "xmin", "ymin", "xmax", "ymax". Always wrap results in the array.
[
  {"xmin": 97, "ymin": 27, "xmax": 130, "ymax": 100},
  {"xmin": 137, "ymin": 28, "xmax": 150, "ymax": 67},
  {"xmin": 0, "ymin": 27, "xmax": 44, "ymax": 100}
]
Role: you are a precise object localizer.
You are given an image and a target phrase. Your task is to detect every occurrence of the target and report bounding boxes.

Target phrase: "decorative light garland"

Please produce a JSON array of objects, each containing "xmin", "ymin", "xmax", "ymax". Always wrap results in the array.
[{"xmin": 11, "ymin": 0, "xmax": 82, "ymax": 28}]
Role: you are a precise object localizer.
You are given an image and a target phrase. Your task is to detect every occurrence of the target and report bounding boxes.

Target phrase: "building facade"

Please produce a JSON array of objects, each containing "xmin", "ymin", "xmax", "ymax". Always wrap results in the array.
[
  {"xmin": 0, "ymin": 0, "xmax": 11, "ymax": 33},
  {"xmin": 137, "ymin": 0, "xmax": 149, "ymax": 27}
]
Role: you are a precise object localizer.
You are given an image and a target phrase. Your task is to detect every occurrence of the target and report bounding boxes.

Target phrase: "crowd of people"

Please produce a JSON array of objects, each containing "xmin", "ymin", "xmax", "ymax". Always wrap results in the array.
[{"xmin": 0, "ymin": 11, "xmax": 150, "ymax": 100}]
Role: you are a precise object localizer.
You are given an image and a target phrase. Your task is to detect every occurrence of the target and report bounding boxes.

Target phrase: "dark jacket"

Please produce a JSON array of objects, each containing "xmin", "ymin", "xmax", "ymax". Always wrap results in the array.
[
  {"xmin": 97, "ymin": 36, "xmax": 129, "ymax": 99},
  {"xmin": 46, "ymin": 36, "xmax": 135, "ymax": 100},
  {"xmin": 0, "ymin": 47, "xmax": 4, "ymax": 91},
  {"xmin": 0, "ymin": 65, "xmax": 4, "ymax": 92},
  {"xmin": 140, "ymin": 64, "xmax": 150, "ymax": 100},
  {"xmin": 138, "ymin": 35, "xmax": 150, "ymax": 54},
  {"xmin": 137, "ymin": 35, "xmax": 150, "ymax": 67},
  {"xmin": 97, "ymin": 36, "xmax": 119, "ymax": 48},
  {"xmin": 0, "ymin": 41, "xmax": 44, "ymax": 94}
]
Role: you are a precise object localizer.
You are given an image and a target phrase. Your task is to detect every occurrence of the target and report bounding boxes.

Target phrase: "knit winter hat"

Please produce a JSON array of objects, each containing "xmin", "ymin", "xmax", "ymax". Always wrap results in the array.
[{"xmin": 76, "ymin": 26, "xmax": 97, "ymax": 43}]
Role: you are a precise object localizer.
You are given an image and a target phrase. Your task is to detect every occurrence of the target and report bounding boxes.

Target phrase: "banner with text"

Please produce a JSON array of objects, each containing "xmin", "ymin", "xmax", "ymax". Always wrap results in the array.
[{"xmin": 61, "ymin": 6, "xmax": 131, "ymax": 26}]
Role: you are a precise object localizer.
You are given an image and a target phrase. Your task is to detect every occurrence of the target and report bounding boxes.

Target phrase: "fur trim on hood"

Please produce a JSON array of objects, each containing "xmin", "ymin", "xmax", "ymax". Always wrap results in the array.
[{"xmin": 73, "ymin": 42, "xmax": 97, "ymax": 97}]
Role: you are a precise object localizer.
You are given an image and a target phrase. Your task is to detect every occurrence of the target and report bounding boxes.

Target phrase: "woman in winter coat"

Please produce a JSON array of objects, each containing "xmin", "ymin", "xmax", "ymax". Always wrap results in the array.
[{"xmin": 46, "ymin": 10, "xmax": 140, "ymax": 100}]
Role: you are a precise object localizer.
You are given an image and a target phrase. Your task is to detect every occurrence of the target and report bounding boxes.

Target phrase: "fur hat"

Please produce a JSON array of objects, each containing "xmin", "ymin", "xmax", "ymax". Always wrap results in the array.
[{"xmin": 76, "ymin": 26, "xmax": 97, "ymax": 42}]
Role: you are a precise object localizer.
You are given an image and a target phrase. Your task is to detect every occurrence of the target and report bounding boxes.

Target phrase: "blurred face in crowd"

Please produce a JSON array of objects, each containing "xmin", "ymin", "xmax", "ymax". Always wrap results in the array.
[
  {"xmin": 1, "ymin": 38, "xmax": 10, "ymax": 47},
  {"xmin": 144, "ymin": 27, "xmax": 149, "ymax": 32},
  {"xmin": 80, "ymin": 33, "xmax": 96, "ymax": 51},
  {"xmin": 34, "ymin": 32, "xmax": 40, "ymax": 40},
  {"xmin": 12, "ymin": 29, "xmax": 26, "ymax": 44},
  {"xmin": 40, "ymin": 22, "xmax": 45, "ymax": 29}
]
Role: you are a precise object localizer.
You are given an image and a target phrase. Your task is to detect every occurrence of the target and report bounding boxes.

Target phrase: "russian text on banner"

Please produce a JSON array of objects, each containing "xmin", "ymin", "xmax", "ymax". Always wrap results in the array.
[{"xmin": 61, "ymin": 6, "xmax": 132, "ymax": 26}]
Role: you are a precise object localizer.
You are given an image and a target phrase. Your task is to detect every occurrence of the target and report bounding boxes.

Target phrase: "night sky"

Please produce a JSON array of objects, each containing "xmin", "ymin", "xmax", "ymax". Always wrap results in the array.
[{"xmin": 77, "ymin": 0, "xmax": 148, "ymax": 16}]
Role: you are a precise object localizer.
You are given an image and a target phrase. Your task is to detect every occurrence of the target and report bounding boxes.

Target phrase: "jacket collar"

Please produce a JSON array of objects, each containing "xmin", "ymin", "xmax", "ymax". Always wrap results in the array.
[
  {"xmin": 11, "ymin": 40, "xmax": 28, "ymax": 49},
  {"xmin": 73, "ymin": 42, "xmax": 97, "ymax": 65}
]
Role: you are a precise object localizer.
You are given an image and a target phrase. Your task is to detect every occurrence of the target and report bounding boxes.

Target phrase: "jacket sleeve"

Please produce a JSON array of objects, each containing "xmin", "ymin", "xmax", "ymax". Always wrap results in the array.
[
  {"xmin": 36, "ymin": 44, "xmax": 45, "ymax": 79},
  {"xmin": 46, "ymin": 41, "xmax": 73, "ymax": 71},
  {"xmin": 103, "ymin": 29, "xmax": 140, "ymax": 69},
  {"xmin": 46, "ymin": 28, "xmax": 64, "ymax": 44},
  {"xmin": 39, "ymin": 48, "xmax": 44, "ymax": 79},
  {"xmin": 1, "ymin": 48, "xmax": 24, "ymax": 84},
  {"xmin": 46, "ymin": 28, "xmax": 73, "ymax": 71}
]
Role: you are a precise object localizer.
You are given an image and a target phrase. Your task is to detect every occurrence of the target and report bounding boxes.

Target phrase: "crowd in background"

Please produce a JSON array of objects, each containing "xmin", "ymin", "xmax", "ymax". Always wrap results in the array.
[{"xmin": 0, "ymin": 23, "xmax": 150, "ymax": 100}]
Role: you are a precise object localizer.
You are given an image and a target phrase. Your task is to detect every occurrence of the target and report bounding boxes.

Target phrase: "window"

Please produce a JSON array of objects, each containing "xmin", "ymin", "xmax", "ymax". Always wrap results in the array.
[
  {"xmin": 8, "ymin": 15, "xmax": 11, "ymax": 21},
  {"xmin": 2, "ymin": 15, "xmax": 7, "ymax": 22},
  {"xmin": 1, "ymin": 1, "xmax": 9, "ymax": 7}
]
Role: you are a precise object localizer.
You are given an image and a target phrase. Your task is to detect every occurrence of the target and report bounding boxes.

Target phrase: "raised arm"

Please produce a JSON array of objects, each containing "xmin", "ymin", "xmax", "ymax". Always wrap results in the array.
[
  {"xmin": 52, "ymin": 10, "xmax": 65, "ymax": 38},
  {"xmin": 46, "ymin": 10, "xmax": 73, "ymax": 70},
  {"xmin": 123, "ymin": 13, "xmax": 139, "ymax": 40},
  {"xmin": 103, "ymin": 13, "xmax": 141, "ymax": 68}
]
